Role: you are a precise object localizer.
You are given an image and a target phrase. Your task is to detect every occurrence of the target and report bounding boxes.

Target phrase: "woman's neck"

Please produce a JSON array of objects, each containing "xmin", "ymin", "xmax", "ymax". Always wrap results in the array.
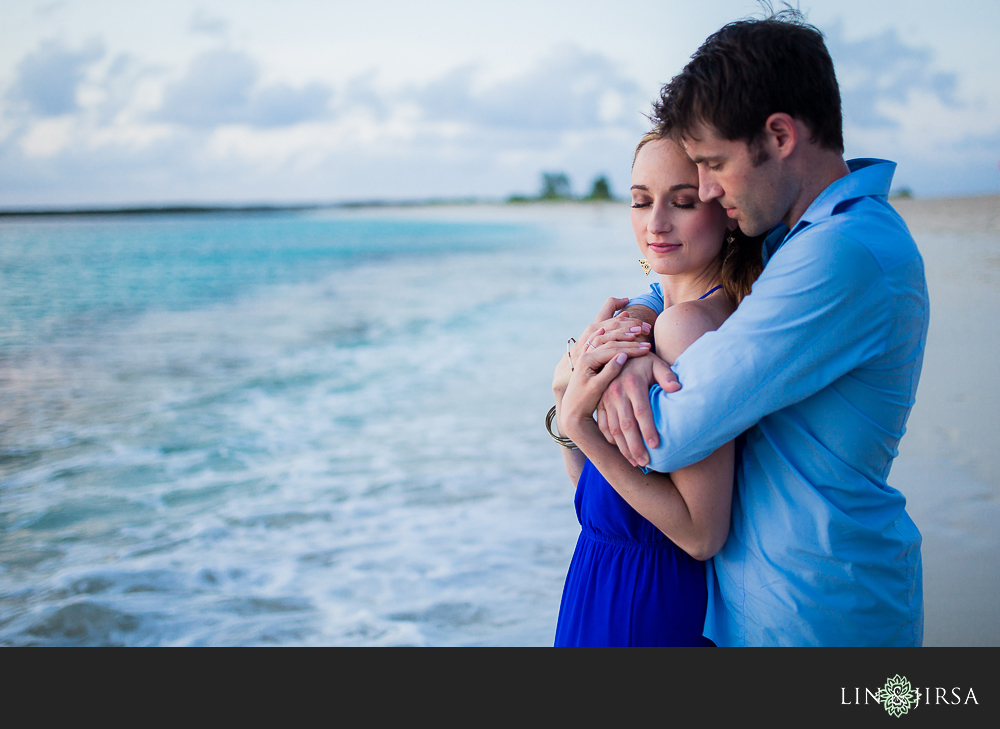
[{"xmin": 658, "ymin": 261, "xmax": 723, "ymax": 308}]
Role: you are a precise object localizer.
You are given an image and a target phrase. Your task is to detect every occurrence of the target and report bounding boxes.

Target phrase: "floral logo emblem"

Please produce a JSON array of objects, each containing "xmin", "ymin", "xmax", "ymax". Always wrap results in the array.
[{"xmin": 879, "ymin": 675, "xmax": 918, "ymax": 717}]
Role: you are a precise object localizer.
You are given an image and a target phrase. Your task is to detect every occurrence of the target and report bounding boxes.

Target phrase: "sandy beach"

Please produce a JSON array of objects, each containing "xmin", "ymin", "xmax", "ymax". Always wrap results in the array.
[{"xmin": 888, "ymin": 194, "xmax": 1000, "ymax": 646}]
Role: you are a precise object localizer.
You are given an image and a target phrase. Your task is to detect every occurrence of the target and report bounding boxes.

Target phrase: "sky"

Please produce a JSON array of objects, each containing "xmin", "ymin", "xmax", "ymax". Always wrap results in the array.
[{"xmin": 1, "ymin": 0, "xmax": 999, "ymax": 208}]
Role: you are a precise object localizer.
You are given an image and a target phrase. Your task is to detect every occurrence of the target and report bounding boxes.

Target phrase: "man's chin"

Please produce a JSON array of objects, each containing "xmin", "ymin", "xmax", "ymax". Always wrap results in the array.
[{"xmin": 737, "ymin": 220, "xmax": 770, "ymax": 237}]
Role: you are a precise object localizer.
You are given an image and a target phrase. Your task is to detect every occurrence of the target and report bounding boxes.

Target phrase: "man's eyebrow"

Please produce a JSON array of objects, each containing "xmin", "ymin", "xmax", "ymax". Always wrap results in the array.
[{"xmin": 687, "ymin": 154, "xmax": 721, "ymax": 165}]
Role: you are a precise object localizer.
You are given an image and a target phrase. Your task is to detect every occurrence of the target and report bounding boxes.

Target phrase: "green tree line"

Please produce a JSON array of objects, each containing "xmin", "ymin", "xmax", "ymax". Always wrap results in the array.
[{"xmin": 507, "ymin": 172, "xmax": 616, "ymax": 203}]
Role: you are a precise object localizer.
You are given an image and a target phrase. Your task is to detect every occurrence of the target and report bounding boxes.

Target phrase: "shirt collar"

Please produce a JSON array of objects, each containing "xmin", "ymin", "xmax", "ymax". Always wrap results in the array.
[
  {"xmin": 796, "ymin": 158, "xmax": 896, "ymax": 225},
  {"xmin": 761, "ymin": 158, "xmax": 897, "ymax": 264}
]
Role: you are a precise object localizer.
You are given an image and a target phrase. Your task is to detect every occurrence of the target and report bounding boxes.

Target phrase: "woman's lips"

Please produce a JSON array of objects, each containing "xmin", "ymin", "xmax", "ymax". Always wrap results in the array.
[{"xmin": 648, "ymin": 242, "xmax": 681, "ymax": 253}]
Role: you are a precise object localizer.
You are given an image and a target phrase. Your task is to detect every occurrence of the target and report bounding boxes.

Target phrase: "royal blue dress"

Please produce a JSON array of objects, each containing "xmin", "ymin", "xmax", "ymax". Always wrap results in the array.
[{"xmin": 554, "ymin": 458, "xmax": 714, "ymax": 647}]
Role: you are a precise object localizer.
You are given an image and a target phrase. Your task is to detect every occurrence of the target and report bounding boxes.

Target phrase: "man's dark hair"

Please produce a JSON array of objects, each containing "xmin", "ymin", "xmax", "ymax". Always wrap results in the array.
[{"xmin": 652, "ymin": 5, "xmax": 844, "ymax": 155}]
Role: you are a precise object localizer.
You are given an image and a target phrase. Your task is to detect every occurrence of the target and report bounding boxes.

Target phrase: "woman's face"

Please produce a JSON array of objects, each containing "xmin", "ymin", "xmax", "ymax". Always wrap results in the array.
[{"xmin": 630, "ymin": 137, "xmax": 732, "ymax": 277}]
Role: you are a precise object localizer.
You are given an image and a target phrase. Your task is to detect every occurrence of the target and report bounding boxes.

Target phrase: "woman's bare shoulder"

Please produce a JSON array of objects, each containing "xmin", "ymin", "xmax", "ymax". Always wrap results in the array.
[{"xmin": 654, "ymin": 299, "xmax": 733, "ymax": 364}]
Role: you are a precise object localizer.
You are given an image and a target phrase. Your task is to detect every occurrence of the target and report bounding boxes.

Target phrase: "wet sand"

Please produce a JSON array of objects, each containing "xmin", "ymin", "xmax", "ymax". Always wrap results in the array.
[{"xmin": 889, "ymin": 194, "xmax": 1000, "ymax": 646}]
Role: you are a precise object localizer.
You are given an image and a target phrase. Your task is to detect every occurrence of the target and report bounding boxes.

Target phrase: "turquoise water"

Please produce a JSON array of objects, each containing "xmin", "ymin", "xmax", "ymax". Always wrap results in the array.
[
  {"xmin": 0, "ymin": 204, "xmax": 647, "ymax": 645},
  {"xmin": 0, "ymin": 213, "xmax": 520, "ymax": 349}
]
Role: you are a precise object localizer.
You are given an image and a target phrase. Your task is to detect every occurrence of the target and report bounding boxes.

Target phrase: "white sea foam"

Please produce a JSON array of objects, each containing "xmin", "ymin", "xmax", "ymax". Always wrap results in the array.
[{"xmin": 0, "ymin": 204, "xmax": 645, "ymax": 645}]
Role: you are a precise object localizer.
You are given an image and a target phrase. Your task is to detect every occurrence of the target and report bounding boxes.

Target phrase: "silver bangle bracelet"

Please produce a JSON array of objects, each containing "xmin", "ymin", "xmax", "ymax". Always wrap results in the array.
[{"xmin": 545, "ymin": 405, "xmax": 579, "ymax": 450}]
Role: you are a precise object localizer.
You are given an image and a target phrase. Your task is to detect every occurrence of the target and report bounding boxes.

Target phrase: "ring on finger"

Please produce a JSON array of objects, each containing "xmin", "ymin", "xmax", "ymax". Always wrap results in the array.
[{"xmin": 567, "ymin": 338, "xmax": 576, "ymax": 371}]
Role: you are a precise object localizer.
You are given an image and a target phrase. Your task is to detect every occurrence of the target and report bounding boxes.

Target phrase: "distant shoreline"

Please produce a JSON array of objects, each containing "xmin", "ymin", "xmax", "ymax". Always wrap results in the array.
[
  {"xmin": 0, "ymin": 198, "xmax": 487, "ymax": 218},
  {"xmin": 0, "ymin": 192, "xmax": 995, "ymax": 219}
]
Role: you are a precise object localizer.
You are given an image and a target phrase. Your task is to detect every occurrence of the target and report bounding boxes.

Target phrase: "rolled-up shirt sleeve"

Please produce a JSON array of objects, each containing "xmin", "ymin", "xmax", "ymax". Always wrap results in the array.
[
  {"xmin": 644, "ymin": 222, "xmax": 892, "ymax": 474},
  {"xmin": 625, "ymin": 283, "xmax": 664, "ymax": 315}
]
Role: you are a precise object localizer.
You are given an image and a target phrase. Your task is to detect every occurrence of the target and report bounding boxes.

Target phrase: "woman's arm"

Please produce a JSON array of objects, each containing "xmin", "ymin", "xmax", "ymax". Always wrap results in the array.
[
  {"xmin": 560, "ymin": 304, "xmax": 735, "ymax": 560},
  {"xmin": 551, "ymin": 297, "xmax": 654, "ymax": 486},
  {"xmin": 566, "ymin": 412, "xmax": 733, "ymax": 560},
  {"xmin": 552, "ymin": 353, "xmax": 587, "ymax": 485}
]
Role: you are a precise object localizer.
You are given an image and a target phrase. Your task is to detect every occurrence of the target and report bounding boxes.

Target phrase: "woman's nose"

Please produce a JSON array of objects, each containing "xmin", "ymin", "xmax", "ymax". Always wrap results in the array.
[{"xmin": 649, "ymin": 205, "xmax": 672, "ymax": 234}]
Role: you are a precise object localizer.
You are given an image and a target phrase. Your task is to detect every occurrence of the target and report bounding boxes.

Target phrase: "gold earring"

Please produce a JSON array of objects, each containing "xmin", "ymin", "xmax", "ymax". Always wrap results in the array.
[
  {"xmin": 725, "ymin": 232, "xmax": 737, "ymax": 245},
  {"xmin": 638, "ymin": 259, "xmax": 651, "ymax": 275}
]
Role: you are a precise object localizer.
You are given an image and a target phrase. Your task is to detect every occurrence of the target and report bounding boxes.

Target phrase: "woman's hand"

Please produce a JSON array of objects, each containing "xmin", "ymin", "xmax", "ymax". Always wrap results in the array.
[
  {"xmin": 552, "ymin": 297, "xmax": 651, "ymax": 397},
  {"xmin": 552, "ymin": 343, "xmax": 574, "ymax": 397},
  {"xmin": 561, "ymin": 340, "xmax": 652, "ymax": 433}
]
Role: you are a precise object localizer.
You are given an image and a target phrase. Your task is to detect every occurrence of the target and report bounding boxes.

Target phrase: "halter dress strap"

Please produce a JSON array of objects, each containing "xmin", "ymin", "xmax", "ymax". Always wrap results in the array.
[{"xmin": 698, "ymin": 285, "xmax": 723, "ymax": 300}]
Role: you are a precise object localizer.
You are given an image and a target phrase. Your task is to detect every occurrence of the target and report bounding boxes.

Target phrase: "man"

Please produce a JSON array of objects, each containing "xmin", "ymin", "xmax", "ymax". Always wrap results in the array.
[{"xmin": 600, "ymin": 11, "xmax": 929, "ymax": 646}]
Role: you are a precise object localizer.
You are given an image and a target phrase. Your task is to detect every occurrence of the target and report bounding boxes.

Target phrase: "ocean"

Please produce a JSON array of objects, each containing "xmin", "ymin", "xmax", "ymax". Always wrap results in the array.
[
  {"xmin": 3, "ymin": 199, "xmax": 998, "ymax": 646},
  {"xmin": 0, "ymin": 203, "xmax": 649, "ymax": 646}
]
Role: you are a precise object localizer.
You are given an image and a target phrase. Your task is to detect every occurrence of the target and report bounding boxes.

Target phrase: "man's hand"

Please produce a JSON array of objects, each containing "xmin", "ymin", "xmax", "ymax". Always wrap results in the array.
[
  {"xmin": 591, "ymin": 298, "xmax": 652, "ymax": 340},
  {"xmin": 596, "ymin": 354, "xmax": 680, "ymax": 468},
  {"xmin": 613, "ymin": 303, "xmax": 657, "ymax": 342}
]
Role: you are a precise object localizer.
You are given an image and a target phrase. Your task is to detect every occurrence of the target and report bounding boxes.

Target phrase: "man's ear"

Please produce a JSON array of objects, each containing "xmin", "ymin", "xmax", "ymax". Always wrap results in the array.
[{"xmin": 763, "ymin": 113, "xmax": 798, "ymax": 160}]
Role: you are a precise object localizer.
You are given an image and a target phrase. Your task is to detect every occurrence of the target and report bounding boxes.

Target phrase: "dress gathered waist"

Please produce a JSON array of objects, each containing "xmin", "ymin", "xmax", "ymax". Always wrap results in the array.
[{"xmin": 579, "ymin": 524, "xmax": 679, "ymax": 551}]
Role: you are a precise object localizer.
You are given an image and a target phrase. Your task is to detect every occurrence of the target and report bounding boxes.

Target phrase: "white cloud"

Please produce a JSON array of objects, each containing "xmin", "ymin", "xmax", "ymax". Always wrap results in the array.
[
  {"xmin": 153, "ymin": 49, "xmax": 334, "ymax": 129},
  {"xmin": 826, "ymin": 21, "xmax": 999, "ymax": 195},
  {"xmin": 411, "ymin": 45, "xmax": 646, "ymax": 134},
  {"xmin": 6, "ymin": 38, "xmax": 104, "ymax": 116},
  {"xmin": 20, "ymin": 116, "xmax": 75, "ymax": 156},
  {"xmin": 0, "ymin": 40, "xmax": 649, "ymax": 206},
  {"xmin": 826, "ymin": 21, "xmax": 961, "ymax": 130},
  {"xmin": 189, "ymin": 8, "xmax": 229, "ymax": 36}
]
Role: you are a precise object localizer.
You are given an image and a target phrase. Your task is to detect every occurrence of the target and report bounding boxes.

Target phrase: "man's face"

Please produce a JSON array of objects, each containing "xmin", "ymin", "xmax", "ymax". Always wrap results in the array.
[{"xmin": 681, "ymin": 123, "xmax": 790, "ymax": 237}]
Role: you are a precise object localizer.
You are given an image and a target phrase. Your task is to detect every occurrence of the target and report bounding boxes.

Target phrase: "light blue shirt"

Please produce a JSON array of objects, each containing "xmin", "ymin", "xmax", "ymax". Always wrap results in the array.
[{"xmin": 628, "ymin": 159, "xmax": 929, "ymax": 646}]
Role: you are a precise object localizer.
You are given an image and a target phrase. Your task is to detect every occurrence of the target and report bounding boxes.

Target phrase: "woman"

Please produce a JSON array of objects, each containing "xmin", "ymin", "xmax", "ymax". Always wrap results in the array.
[{"xmin": 548, "ymin": 131, "xmax": 762, "ymax": 646}]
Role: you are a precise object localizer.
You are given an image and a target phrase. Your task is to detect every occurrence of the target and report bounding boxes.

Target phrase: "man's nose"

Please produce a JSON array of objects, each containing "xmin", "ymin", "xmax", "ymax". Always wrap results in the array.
[{"xmin": 699, "ymin": 176, "xmax": 722, "ymax": 203}]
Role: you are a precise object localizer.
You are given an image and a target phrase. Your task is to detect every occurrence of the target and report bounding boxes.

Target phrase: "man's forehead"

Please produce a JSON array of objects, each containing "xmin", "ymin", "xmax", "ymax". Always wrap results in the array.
[
  {"xmin": 681, "ymin": 125, "xmax": 744, "ymax": 159},
  {"xmin": 681, "ymin": 123, "xmax": 725, "ymax": 149}
]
